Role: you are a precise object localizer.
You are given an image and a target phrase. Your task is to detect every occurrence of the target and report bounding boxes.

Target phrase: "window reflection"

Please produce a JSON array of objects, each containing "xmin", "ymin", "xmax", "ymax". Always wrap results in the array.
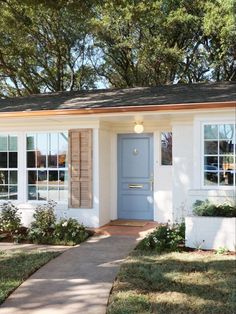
[
  {"xmin": 26, "ymin": 132, "xmax": 68, "ymax": 202},
  {"xmin": 161, "ymin": 132, "xmax": 172, "ymax": 165},
  {"xmin": 204, "ymin": 124, "xmax": 235, "ymax": 186},
  {"xmin": 0, "ymin": 135, "xmax": 18, "ymax": 199}
]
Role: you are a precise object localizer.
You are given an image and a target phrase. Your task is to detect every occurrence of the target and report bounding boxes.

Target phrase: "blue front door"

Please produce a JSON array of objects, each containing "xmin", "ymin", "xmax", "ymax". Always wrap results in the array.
[{"xmin": 117, "ymin": 133, "xmax": 154, "ymax": 220}]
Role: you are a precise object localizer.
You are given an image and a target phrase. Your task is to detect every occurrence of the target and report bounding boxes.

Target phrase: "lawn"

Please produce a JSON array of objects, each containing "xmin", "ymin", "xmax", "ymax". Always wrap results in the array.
[
  {"xmin": 107, "ymin": 250, "xmax": 236, "ymax": 314},
  {"xmin": 0, "ymin": 249, "xmax": 61, "ymax": 304}
]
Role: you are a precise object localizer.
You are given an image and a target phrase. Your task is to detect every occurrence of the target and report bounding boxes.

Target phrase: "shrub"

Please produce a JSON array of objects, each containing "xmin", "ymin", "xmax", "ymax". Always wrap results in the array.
[
  {"xmin": 0, "ymin": 202, "xmax": 22, "ymax": 236},
  {"xmin": 28, "ymin": 201, "xmax": 56, "ymax": 244},
  {"xmin": 54, "ymin": 218, "xmax": 88, "ymax": 245},
  {"xmin": 193, "ymin": 200, "xmax": 236, "ymax": 217},
  {"xmin": 137, "ymin": 222, "xmax": 185, "ymax": 253}
]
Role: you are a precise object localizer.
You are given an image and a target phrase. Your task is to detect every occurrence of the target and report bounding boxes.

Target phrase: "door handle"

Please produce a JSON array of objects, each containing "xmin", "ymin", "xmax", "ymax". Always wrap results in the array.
[
  {"xmin": 149, "ymin": 174, "xmax": 154, "ymax": 191},
  {"xmin": 128, "ymin": 184, "xmax": 143, "ymax": 189}
]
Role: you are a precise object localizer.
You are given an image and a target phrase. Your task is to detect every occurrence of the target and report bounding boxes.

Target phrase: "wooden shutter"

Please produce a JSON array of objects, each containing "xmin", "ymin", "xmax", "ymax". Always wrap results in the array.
[{"xmin": 69, "ymin": 129, "xmax": 93, "ymax": 208}]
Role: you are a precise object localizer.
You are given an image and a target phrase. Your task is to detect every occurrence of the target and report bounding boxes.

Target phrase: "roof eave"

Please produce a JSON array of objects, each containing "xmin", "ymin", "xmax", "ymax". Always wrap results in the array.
[{"xmin": 0, "ymin": 101, "xmax": 235, "ymax": 118}]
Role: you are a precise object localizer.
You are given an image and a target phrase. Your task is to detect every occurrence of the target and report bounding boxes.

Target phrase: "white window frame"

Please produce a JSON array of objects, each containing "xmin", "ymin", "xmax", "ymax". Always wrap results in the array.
[
  {"xmin": 26, "ymin": 131, "xmax": 69, "ymax": 204},
  {"xmin": 201, "ymin": 121, "xmax": 236, "ymax": 189},
  {"xmin": 0, "ymin": 131, "xmax": 69, "ymax": 205},
  {"xmin": 160, "ymin": 131, "xmax": 173, "ymax": 166},
  {"xmin": 0, "ymin": 133, "xmax": 19, "ymax": 201}
]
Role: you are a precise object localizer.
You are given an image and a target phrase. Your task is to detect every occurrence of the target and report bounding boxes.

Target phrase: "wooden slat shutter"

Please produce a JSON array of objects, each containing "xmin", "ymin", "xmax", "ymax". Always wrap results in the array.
[{"xmin": 69, "ymin": 129, "xmax": 93, "ymax": 208}]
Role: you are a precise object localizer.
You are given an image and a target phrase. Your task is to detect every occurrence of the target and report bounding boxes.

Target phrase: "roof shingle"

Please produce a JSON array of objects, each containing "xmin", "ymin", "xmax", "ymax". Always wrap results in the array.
[{"xmin": 0, "ymin": 82, "xmax": 235, "ymax": 113}]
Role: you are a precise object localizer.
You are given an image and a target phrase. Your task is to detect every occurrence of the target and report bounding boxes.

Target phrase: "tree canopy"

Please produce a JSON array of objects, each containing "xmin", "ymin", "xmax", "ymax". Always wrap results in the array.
[{"xmin": 0, "ymin": 0, "xmax": 235, "ymax": 96}]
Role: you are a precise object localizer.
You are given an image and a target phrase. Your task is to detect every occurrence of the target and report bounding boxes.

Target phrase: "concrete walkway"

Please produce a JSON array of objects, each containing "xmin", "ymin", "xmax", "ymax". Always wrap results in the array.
[{"xmin": 0, "ymin": 235, "xmax": 137, "ymax": 314}]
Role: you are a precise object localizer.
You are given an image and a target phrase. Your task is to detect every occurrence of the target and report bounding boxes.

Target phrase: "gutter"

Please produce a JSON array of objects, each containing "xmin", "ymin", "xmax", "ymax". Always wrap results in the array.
[{"xmin": 0, "ymin": 101, "xmax": 235, "ymax": 118}]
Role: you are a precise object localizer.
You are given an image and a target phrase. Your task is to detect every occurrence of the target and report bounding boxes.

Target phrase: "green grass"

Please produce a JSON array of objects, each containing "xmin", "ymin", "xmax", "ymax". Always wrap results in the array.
[
  {"xmin": 0, "ymin": 249, "xmax": 61, "ymax": 304},
  {"xmin": 107, "ymin": 250, "xmax": 236, "ymax": 314}
]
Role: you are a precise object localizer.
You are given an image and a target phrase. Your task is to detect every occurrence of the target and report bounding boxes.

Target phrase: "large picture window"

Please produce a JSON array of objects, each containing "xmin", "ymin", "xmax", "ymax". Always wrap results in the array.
[
  {"xmin": 0, "ymin": 135, "xmax": 18, "ymax": 199},
  {"xmin": 27, "ymin": 132, "xmax": 68, "ymax": 201},
  {"xmin": 204, "ymin": 124, "xmax": 235, "ymax": 186}
]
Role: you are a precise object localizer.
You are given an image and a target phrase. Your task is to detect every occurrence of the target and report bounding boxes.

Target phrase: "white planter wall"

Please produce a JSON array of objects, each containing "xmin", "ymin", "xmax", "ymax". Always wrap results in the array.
[{"xmin": 185, "ymin": 216, "xmax": 236, "ymax": 251}]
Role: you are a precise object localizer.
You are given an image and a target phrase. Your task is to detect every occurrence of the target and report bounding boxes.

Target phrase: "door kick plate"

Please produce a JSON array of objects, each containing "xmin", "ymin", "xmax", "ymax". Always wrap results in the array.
[{"xmin": 128, "ymin": 184, "xmax": 143, "ymax": 188}]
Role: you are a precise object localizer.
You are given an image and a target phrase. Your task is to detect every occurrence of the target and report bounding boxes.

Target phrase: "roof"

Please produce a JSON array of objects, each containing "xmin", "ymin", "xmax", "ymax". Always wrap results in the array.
[{"xmin": 0, "ymin": 82, "xmax": 235, "ymax": 116}]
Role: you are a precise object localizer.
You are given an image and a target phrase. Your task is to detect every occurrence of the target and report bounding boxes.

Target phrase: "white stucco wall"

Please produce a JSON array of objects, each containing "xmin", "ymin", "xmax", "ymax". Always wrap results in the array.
[
  {"xmin": 154, "ymin": 130, "xmax": 173, "ymax": 223},
  {"xmin": 185, "ymin": 216, "xmax": 236, "ymax": 251},
  {"xmin": 98, "ymin": 128, "xmax": 112, "ymax": 226},
  {"xmin": 172, "ymin": 122, "xmax": 193, "ymax": 221}
]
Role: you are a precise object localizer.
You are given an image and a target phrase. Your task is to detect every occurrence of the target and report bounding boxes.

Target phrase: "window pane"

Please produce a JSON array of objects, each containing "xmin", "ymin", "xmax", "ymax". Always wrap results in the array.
[
  {"xmin": 59, "ymin": 186, "xmax": 68, "ymax": 202},
  {"xmin": 220, "ymin": 156, "xmax": 234, "ymax": 171},
  {"xmin": 37, "ymin": 153, "xmax": 47, "ymax": 168},
  {"xmin": 0, "ymin": 170, "xmax": 8, "ymax": 184},
  {"xmin": 36, "ymin": 134, "xmax": 47, "ymax": 168},
  {"xmin": 9, "ymin": 136, "xmax": 17, "ymax": 151},
  {"xmin": 48, "ymin": 154, "xmax": 57, "ymax": 168},
  {"xmin": 204, "ymin": 123, "xmax": 236, "ymax": 187},
  {"xmin": 204, "ymin": 141, "xmax": 218, "ymax": 155},
  {"xmin": 9, "ymin": 152, "xmax": 17, "ymax": 168},
  {"xmin": 219, "ymin": 124, "xmax": 234, "ymax": 140},
  {"xmin": 220, "ymin": 172, "xmax": 234, "ymax": 186},
  {"xmin": 59, "ymin": 170, "xmax": 68, "ymax": 185},
  {"xmin": 0, "ymin": 136, "xmax": 7, "ymax": 151},
  {"xmin": 161, "ymin": 132, "xmax": 172, "ymax": 165},
  {"xmin": 27, "ymin": 134, "xmax": 36, "ymax": 150},
  {"xmin": 28, "ymin": 171, "xmax": 37, "ymax": 184},
  {"xmin": 37, "ymin": 133, "xmax": 47, "ymax": 152},
  {"xmin": 28, "ymin": 185, "xmax": 37, "ymax": 200},
  {"xmin": 9, "ymin": 171, "xmax": 17, "ymax": 184},
  {"xmin": 49, "ymin": 186, "xmax": 59, "ymax": 201},
  {"xmin": 48, "ymin": 134, "xmax": 58, "ymax": 168},
  {"xmin": 0, "ymin": 152, "xmax": 7, "ymax": 168},
  {"xmin": 204, "ymin": 172, "xmax": 218, "ymax": 185},
  {"xmin": 9, "ymin": 186, "xmax": 17, "ymax": 200},
  {"xmin": 27, "ymin": 152, "xmax": 36, "ymax": 168},
  {"xmin": 38, "ymin": 170, "xmax": 47, "ymax": 183},
  {"xmin": 49, "ymin": 171, "xmax": 58, "ymax": 185},
  {"xmin": 204, "ymin": 156, "xmax": 218, "ymax": 171},
  {"xmin": 27, "ymin": 132, "xmax": 68, "ymax": 201},
  {"xmin": 59, "ymin": 132, "xmax": 68, "ymax": 168},
  {"xmin": 219, "ymin": 140, "xmax": 234, "ymax": 154},
  {"xmin": 0, "ymin": 186, "xmax": 8, "ymax": 199},
  {"xmin": 38, "ymin": 185, "xmax": 47, "ymax": 201},
  {"xmin": 204, "ymin": 125, "xmax": 218, "ymax": 139}
]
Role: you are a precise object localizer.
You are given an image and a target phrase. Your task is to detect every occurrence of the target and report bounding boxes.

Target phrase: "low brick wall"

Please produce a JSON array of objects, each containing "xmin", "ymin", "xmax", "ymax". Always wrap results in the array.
[{"xmin": 185, "ymin": 216, "xmax": 236, "ymax": 251}]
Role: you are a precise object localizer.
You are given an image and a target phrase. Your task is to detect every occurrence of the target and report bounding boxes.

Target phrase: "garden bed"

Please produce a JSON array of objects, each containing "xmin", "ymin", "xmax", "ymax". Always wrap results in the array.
[
  {"xmin": 0, "ymin": 201, "xmax": 91, "ymax": 246},
  {"xmin": 185, "ymin": 216, "xmax": 236, "ymax": 251},
  {"xmin": 185, "ymin": 200, "xmax": 236, "ymax": 251}
]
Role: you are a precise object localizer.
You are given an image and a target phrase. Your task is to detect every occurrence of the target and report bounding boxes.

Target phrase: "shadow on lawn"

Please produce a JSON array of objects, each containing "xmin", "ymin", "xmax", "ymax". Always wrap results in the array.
[{"xmin": 114, "ymin": 252, "xmax": 236, "ymax": 313}]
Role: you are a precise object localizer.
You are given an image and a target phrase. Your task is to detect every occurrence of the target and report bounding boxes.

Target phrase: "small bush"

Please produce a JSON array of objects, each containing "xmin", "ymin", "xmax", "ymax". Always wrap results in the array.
[
  {"xmin": 137, "ymin": 222, "xmax": 185, "ymax": 253},
  {"xmin": 54, "ymin": 218, "xmax": 88, "ymax": 245},
  {"xmin": 28, "ymin": 201, "xmax": 56, "ymax": 244},
  {"xmin": 0, "ymin": 202, "xmax": 22, "ymax": 236},
  {"xmin": 193, "ymin": 200, "xmax": 236, "ymax": 217}
]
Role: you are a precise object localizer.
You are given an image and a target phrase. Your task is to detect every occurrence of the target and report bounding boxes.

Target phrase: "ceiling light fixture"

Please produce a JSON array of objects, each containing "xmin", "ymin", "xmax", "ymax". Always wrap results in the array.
[{"xmin": 134, "ymin": 121, "xmax": 144, "ymax": 134}]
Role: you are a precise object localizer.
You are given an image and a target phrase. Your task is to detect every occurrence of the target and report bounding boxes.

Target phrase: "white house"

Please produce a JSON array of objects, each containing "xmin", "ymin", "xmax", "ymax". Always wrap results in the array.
[{"xmin": 0, "ymin": 82, "xmax": 235, "ymax": 227}]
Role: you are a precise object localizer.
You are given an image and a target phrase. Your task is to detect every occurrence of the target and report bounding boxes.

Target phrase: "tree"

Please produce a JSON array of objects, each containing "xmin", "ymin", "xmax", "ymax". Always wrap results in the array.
[
  {"xmin": 90, "ymin": 0, "xmax": 236, "ymax": 87},
  {"xmin": 0, "ymin": 0, "xmax": 235, "ymax": 96},
  {"xmin": 0, "ymin": 0, "xmax": 98, "ymax": 96}
]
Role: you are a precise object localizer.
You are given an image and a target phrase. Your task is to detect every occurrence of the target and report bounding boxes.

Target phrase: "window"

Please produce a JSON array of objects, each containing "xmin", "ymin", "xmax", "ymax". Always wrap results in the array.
[
  {"xmin": 204, "ymin": 124, "xmax": 236, "ymax": 186},
  {"xmin": 161, "ymin": 132, "xmax": 172, "ymax": 165},
  {"xmin": 27, "ymin": 132, "xmax": 68, "ymax": 201},
  {"xmin": 0, "ymin": 135, "xmax": 18, "ymax": 200}
]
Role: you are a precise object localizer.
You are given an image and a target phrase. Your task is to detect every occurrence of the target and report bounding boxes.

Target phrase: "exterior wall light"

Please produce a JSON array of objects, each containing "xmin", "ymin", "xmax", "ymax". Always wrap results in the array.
[{"xmin": 134, "ymin": 122, "xmax": 144, "ymax": 133}]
